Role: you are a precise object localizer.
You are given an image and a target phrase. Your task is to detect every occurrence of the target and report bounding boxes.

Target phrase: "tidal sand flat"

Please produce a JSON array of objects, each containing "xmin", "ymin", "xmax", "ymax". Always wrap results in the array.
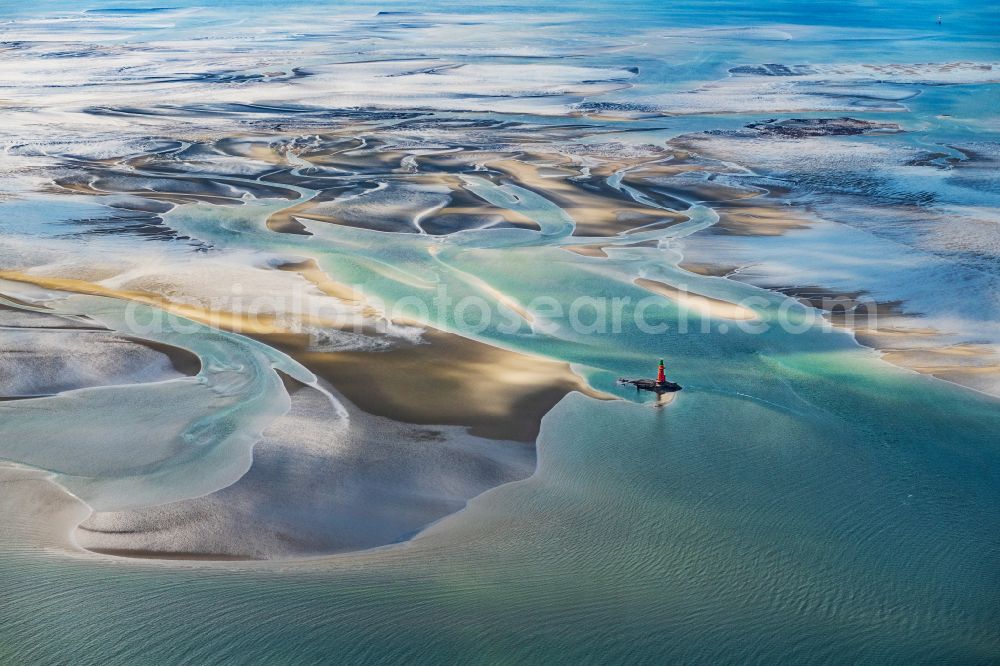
[
  {"xmin": 76, "ymin": 381, "xmax": 537, "ymax": 560},
  {"xmin": 1, "ymin": 1, "xmax": 999, "ymax": 663},
  {"xmin": 269, "ymin": 326, "xmax": 610, "ymax": 443},
  {"xmin": 633, "ymin": 277, "xmax": 759, "ymax": 321}
]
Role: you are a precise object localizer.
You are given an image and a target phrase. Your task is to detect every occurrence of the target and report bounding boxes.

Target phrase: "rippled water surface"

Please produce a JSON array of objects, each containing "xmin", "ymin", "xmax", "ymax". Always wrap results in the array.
[{"xmin": 1, "ymin": 0, "xmax": 998, "ymax": 663}]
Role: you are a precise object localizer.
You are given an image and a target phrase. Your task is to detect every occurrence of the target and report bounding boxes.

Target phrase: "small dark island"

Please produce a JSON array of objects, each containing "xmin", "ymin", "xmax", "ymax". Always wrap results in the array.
[{"xmin": 618, "ymin": 359, "xmax": 682, "ymax": 396}]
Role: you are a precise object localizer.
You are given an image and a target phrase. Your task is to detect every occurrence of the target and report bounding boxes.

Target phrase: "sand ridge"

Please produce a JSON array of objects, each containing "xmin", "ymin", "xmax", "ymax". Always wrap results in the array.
[{"xmin": 634, "ymin": 277, "xmax": 759, "ymax": 321}]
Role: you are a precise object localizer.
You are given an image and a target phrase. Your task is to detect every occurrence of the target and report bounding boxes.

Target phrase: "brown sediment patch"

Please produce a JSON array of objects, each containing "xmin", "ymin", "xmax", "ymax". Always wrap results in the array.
[
  {"xmin": 266, "ymin": 211, "xmax": 312, "ymax": 235},
  {"xmin": 770, "ymin": 285, "xmax": 914, "ymax": 333},
  {"xmin": 212, "ymin": 133, "xmax": 396, "ymax": 171},
  {"xmin": 425, "ymin": 173, "xmax": 541, "ymax": 232},
  {"xmin": 428, "ymin": 202, "xmax": 540, "ymax": 233},
  {"xmin": 214, "ymin": 137, "xmax": 302, "ymax": 165},
  {"xmin": 419, "ymin": 212, "xmax": 521, "ymax": 234},
  {"xmin": 261, "ymin": 326, "xmax": 611, "ymax": 443},
  {"xmin": 654, "ymin": 136, "xmax": 816, "ymax": 236},
  {"xmin": 769, "ymin": 285, "xmax": 904, "ymax": 316},
  {"xmin": 616, "ymin": 152, "xmax": 740, "ymax": 178},
  {"xmin": 634, "ymin": 277, "xmax": 758, "ymax": 321},
  {"xmin": 584, "ymin": 155, "xmax": 762, "ymax": 212},
  {"xmin": 487, "ymin": 156, "xmax": 688, "ymax": 236},
  {"xmin": 613, "ymin": 161, "xmax": 713, "ymax": 181},
  {"xmin": 48, "ymin": 181, "xmax": 245, "ymax": 207},
  {"xmin": 401, "ymin": 149, "xmax": 512, "ymax": 173},
  {"xmin": 2, "ymin": 267, "xmax": 600, "ymax": 442},
  {"xmin": 275, "ymin": 258, "xmax": 366, "ymax": 306},
  {"xmin": 268, "ymin": 173, "xmax": 542, "ymax": 235},
  {"xmin": 641, "ymin": 178, "xmax": 763, "ymax": 204},
  {"xmin": 303, "ymin": 139, "xmax": 415, "ymax": 173},
  {"xmin": 764, "ymin": 284, "xmax": 1000, "ymax": 396},
  {"xmin": 265, "ymin": 186, "xmax": 349, "ymax": 234},
  {"xmin": 707, "ymin": 200, "xmax": 813, "ymax": 236},
  {"xmin": 678, "ymin": 262, "xmax": 739, "ymax": 277},
  {"xmin": 51, "ymin": 171, "xmax": 299, "ymax": 206},
  {"xmin": 564, "ymin": 243, "xmax": 610, "ymax": 258},
  {"xmin": 126, "ymin": 338, "xmax": 201, "ymax": 376}
]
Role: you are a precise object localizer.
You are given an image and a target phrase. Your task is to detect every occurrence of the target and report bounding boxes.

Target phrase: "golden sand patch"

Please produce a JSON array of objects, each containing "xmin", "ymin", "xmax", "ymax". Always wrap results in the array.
[
  {"xmin": 634, "ymin": 277, "xmax": 758, "ymax": 321},
  {"xmin": 276, "ymin": 258, "xmax": 366, "ymax": 306},
  {"xmin": 563, "ymin": 243, "xmax": 610, "ymax": 258},
  {"xmin": 0, "ymin": 270, "xmax": 336, "ymax": 336},
  {"xmin": 1, "ymin": 268, "xmax": 611, "ymax": 442},
  {"xmin": 263, "ymin": 326, "xmax": 613, "ymax": 442},
  {"xmin": 488, "ymin": 157, "xmax": 687, "ymax": 236}
]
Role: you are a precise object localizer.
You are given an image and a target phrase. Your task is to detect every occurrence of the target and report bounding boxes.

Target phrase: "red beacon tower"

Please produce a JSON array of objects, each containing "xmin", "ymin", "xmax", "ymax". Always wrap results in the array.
[{"xmin": 617, "ymin": 357, "xmax": 681, "ymax": 396}]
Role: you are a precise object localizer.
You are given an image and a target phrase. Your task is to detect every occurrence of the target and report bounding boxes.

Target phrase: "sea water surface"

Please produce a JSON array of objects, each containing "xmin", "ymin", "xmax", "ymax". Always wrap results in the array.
[{"xmin": 1, "ymin": 0, "xmax": 999, "ymax": 663}]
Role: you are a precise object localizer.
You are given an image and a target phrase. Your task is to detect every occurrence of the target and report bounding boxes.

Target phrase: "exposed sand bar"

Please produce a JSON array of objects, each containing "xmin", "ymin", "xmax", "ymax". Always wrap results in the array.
[
  {"xmin": 73, "ymin": 380, "xmax": 538, "ymax": 561},
  {"xmin": 0, "ymin": 270, "xmax": 345, "ymax": 336},
  {"xmin": 276, "ymin": 258, "xmax": 366, "ymax": 306},
  {"xmin": 263, "ymin": 326, "xmax": 611, "ymax": 443},
  {"xmin": 0, "ymin": 269, "xmax": 606, "ymax": 442},
  {"xmin": 634, "ymin": 277, "xmax": 759, "ymax": 321},
  {"xmin": 762, "ymin": 285, "xmax": 1000, "ymax": 397},
  {"xmin": 488, "ymin": 157, "xmax": 688, "ymax": 236},
  {"xmin": 0, "ymin": 302, "xmax": 200, "ymax": 395},
  {"xmin": 677, "ymin": 262, "xmax": 738, "ymax": 277},
  {"xmin": 563, "ymin": 239, "xmax": 659, "ymax": 259},
  {"xmin": 563, "ymin": 243, "xmax": 610, "ymax": 258},
  {"xmin": 1, "ymin": 281, "xmax": 596, "ymax": 559},
  {"xmin": 712, "ymin": 204, "xmax": 811, "ymax": 237},
  {"xmin": 123, "ymin": 338, "xmax": 201, "ymax": 377},
  {"xmin": 857, "ymin": 331, "xmax": 1000, "ymax": 396}
]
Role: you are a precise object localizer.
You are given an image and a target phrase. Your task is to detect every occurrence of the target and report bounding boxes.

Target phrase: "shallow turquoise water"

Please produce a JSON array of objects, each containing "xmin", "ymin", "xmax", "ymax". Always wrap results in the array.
[
  {"xmin": 4, "ymin": 179, "xmax": 1000, "ymax": 663},
  {"xmin": 5, "ymin": 374, "xmax": 999, "ymax": 662},
  {"xmin": 1, "ymin": 0, "xmax": 999, "ymax": 663}
]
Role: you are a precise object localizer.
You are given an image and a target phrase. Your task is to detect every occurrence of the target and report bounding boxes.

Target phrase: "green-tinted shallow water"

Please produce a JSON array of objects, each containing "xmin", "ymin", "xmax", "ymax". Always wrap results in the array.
[
  {"xmin": 1, "ymin": 0, "xmax": 999, "ymax": 662},
  {"xmin": 4, "ymin": 188, "xmax": 1000, "ymax": 663},
  {"xmin": 4, "ymin": 376, "xmax": 999, "ymax": 663}
]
